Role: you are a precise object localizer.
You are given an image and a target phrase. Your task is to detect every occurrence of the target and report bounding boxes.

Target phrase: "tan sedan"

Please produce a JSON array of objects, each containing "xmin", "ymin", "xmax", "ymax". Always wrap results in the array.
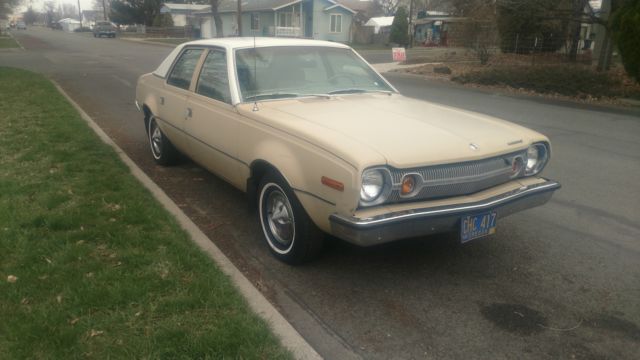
[{"xmin": 135, "ymin": 38, "xmax": 560, "ymax": 264}]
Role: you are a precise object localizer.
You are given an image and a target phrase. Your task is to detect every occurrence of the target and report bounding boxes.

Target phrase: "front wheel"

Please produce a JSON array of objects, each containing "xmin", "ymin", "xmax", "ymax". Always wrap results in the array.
[
  {"xmin": 258, "ymin": 172, "xmax": 323, "ymax": 264},
  {"xmin": 147, "ymin": 116, "xmax": 179, "ymax": 165}
]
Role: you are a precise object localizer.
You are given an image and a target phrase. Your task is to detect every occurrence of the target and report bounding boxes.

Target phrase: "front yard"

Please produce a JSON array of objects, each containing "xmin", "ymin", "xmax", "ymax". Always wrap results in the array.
[
  {"xmin": 0, "ymin": 35, "xmax": 19, "ymax": 48},
  {"xmin": 0, "ymin": 67, "xmax": 290, "ymax": 359},
  {"xmin": 396, "ymin": 52, "xmax": 640, "ymax": 103}
]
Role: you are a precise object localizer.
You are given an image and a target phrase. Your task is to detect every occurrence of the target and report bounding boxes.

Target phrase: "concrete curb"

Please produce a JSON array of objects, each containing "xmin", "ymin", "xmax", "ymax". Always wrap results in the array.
[
  {"xmin": 52, "ymin": 81, "xmax": 323, "ymax": 360},
  {"xmin": 372, "ymin": 62, "xmax": 431, "ymax": 73},
  {"xmin": 119, "ymin": 37, "xmax": 177, "ymax": 48},
  {"xmin": 6, "ymin": 31, "xmax": 25, "ymax": 50}
]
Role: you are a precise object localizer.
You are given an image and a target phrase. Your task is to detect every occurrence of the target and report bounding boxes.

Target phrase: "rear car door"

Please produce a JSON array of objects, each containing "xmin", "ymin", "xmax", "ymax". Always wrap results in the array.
[
  {"xmin": 156, "ymin": 48, "xmax": 205, "ymax": 153},
  {"xmin": 185, "ymin": 48, "xmax": 243, "ymax": 188}
]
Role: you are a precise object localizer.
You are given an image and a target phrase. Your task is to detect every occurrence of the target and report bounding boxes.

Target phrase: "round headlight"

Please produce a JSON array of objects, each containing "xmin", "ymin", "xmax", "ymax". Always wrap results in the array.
[
  {"xmin": 360, "ymin": 169, "xmax": 385, "ymax": 202},
  {"xmin": 525, "ymin": 143, "xmax": 549, "ymax": 175}
]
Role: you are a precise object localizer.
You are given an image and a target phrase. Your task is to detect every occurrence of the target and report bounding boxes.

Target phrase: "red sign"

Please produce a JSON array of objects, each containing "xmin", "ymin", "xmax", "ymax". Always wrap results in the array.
[{"xmin": 392, "ymin": 47, "xmax": 406, "ymax": 62}]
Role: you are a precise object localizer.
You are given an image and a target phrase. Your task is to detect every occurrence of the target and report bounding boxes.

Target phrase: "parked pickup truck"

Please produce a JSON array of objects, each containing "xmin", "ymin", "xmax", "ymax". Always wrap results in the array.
[{"xmin": 93, "ymin": 21, "xmax": 116, "ymax": 38}]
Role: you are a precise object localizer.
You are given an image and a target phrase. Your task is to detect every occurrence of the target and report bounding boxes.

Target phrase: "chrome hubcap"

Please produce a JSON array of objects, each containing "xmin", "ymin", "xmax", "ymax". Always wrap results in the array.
[
  {"xmin": 151, "ymin": 124, "xmax": 162, "ymax": 156},
  {"xmin": 266, "ymin": 191, "xmax": 294, "ymax": 246}
]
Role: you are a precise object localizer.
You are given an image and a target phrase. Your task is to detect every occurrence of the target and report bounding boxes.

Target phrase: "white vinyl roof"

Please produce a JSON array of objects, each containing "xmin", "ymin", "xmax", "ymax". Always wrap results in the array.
[{"xmin": 153, "ymin": 37, "xmax": 350, "ymax": 78}]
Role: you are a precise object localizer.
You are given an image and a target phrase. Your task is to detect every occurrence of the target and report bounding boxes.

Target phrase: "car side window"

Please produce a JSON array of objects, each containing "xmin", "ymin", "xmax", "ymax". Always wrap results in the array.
[
  {"xmin": 196, "ymin": 50, "xmax": 231, "ymax": 103},
  {"xmin": 167, "ymin": 49, "xmax": 203, "ymax": 90}
]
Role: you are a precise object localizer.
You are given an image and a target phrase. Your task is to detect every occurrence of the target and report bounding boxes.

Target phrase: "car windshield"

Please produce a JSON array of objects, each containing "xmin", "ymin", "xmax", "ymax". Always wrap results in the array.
[{"xmin": 235, "ymin": 46, "xmax": 393, "ymax": 101}]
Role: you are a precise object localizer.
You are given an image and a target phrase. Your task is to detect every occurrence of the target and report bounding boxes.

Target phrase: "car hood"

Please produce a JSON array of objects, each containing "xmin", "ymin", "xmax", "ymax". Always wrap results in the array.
[{"xmin": 242, "ymin": 94, "xmax": 546, "ymax": 169}]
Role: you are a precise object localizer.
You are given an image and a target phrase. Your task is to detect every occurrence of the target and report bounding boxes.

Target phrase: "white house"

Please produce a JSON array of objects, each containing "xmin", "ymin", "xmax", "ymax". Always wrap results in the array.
[
  {"xmin": 364, "ymin": 16, "xmax": 393, "ymax": 34},
  {"xmin": 58, "ymin": 18, "xmax": 82, "ymax": 32},
  {"xmin": 160, "ymin": 3, "xmax": 210, "ymax": 27},
  {"xmin": 161, "ymin": 0, "xmax": 356, "ymax": 42}
]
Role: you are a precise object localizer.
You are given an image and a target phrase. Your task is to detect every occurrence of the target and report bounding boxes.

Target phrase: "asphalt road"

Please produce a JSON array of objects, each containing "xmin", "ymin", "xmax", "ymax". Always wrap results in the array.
[{"xmin": 3, "ymin": 28, "xmax": 639, "ymax": 359}]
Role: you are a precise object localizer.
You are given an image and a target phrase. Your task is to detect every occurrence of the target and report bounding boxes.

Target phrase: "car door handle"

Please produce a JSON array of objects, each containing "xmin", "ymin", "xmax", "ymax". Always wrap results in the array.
[
  {"xmin": 186, "ymin": 108, "xmax": 192, "ymax": 118},
  {"xmin": 159, "ymin": 96, "xmax": 165, "ymax": 105}
]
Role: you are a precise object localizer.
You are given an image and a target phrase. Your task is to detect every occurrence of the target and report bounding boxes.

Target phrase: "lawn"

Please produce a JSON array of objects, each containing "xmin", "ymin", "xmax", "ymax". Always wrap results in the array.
[
  {"xmin": 0, "ymin": 35, "xmax": 19, "ymax": 48},
  {"xmin": 0, "ymin": 67, "xmax": 291, "ymax": 359},
  {"xmin": 350, "ymin": 43, "xmax": 391, "ymax": 50}
]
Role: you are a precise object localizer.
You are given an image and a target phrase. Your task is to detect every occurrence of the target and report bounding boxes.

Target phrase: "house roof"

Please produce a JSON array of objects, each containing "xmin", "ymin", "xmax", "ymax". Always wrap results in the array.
[
  {"xmin": 414, "ymin": 17, "xmax": 466, "ymax": 25},
  {"xmin": 58, "ymin": 18, "xmax": 81, "ymax": 24},
  {"xmin": 324, "ymin": 2, "xmax": 356, "ymax": 14},
  {"xmin": 335, "ymin": 0, "xmax": 374, "ymax": 12},
  {"xmin": 364, "ymin": 16, "xmax": 394, "ymax": 27},
  {"xmin": 161, "ymin": 3, "xmax": 211, "ymax": 13},
  {"xmin": 424, "ymin": 11, "xmax": 450, "ymax": 16},
  {"xmin": 190, "ymin": 0, "xmax": 354, "ymax": 14}
]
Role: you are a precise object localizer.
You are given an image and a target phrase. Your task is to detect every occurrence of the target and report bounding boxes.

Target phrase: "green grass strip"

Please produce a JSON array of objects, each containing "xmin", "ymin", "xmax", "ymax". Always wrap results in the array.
[
  {"xmin": 0, "ymin": 36, "xmax": 19, "ymax": 49},
  {"xmin": 0, "ymin": 67, "xmax": 291, "ymax": 359}
]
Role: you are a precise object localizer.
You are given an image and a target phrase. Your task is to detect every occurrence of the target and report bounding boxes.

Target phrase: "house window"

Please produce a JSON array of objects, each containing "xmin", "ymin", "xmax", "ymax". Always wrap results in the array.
[
  {"xmin": 251, "ymin": 13, "xmax": 260, "ymax": 31},
  {"xmin": 278, "ymin": 12, "xmax": 292, "ymax": 27},
  {"xmin": 330, "ymin": 14, "xmax": 342, "ymax": 33}
]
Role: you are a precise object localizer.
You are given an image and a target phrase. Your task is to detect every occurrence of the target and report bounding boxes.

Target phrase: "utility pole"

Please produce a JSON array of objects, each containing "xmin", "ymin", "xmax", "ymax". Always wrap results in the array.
[
  {"xmin": 408, "ymin": 0, "xmax": 414, "ymax": 48},
  {"xmin": 237, "ymin": 0, "xmax": 242, "ymax": 36},
  {"xmin": 77, "ymin": 0, "xmax": 82, "ymax": 28},
  {"xmin": 102, "ymin": 0, "xmax": 107, "ymax": 20}
]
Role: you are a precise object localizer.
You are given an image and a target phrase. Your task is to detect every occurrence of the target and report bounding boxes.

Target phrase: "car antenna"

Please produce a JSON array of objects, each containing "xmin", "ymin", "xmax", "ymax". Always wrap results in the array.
[{"xmin": 252, "ymin": 29, "xmax": 259, "ymax": 111}]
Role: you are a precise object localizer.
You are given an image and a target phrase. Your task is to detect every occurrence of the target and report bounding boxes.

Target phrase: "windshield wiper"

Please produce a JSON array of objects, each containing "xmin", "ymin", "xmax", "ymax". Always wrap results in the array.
[
  {"xmin": 244, "ymin": 92, "xmax": 331, "ymax": 101},
  {"xmin": 244, "ymin": 93, "xmax": 300, "ymax": 101},
  {"xmin": 328, "ymin": 89, "xmax": 393, "ymax": 95}
]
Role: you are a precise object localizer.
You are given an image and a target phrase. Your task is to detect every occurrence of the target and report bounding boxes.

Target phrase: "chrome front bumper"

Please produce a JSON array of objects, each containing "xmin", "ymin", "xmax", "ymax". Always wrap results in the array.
[{"xmin": 329, "ymin": 179, "xmax": 560, "ymax": 247}]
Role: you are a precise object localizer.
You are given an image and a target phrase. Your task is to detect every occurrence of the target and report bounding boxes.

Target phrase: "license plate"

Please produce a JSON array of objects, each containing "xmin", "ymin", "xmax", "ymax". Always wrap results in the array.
[{"xmin": 460, "ymin": 211, "xmax": 497, "ymax": 243}]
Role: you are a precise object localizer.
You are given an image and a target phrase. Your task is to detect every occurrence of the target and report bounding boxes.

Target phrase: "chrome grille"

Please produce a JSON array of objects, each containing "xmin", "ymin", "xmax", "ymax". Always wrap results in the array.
[{"xmin": 386, "ymin": 150, "xmax": 526, "ymax": 203}]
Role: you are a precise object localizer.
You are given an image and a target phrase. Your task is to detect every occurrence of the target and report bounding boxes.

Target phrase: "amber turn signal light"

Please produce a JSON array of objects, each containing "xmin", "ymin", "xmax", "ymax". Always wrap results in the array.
[
  {"xmin": 401, "ymin": 175, "xmax": 416, "ymax": 195},
  {"xmin": 321, "ymin": 176, "xmax": 344, "ymax": 192}
]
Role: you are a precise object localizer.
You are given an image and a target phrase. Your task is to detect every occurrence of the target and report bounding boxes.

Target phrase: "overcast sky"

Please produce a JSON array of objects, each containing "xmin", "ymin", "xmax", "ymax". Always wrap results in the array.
[{"xmin": 19, "ymin": 0, "xmax": 97, "ymax": 13}]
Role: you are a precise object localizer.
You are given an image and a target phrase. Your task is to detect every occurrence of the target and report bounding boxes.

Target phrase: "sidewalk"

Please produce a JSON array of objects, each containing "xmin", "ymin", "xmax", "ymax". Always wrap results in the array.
[{"xmin": 119, "ymin": 36, "xmax": 186, "ymax": 47}]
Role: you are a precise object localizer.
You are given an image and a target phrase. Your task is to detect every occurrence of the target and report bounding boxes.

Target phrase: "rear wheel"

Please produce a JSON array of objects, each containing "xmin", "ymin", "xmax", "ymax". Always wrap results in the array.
[
  {"xmin": 147, "ymin": 116, "xmax": 179, "ymax": 165},
  {"xmin": 258, "ymin": 171, "xmax": 323, "ymax": 264}
]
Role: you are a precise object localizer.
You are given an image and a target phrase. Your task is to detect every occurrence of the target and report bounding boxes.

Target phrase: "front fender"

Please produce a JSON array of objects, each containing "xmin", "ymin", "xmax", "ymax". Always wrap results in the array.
[{"xmin": 243, "ymin": 136, "xmax": 358, "ymax": 232}]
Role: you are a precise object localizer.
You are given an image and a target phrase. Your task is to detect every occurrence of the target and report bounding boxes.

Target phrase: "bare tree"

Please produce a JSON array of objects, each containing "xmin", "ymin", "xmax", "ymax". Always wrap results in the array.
[
  {"xmin": 1, "ymin": 0, "xmax": 21, "ymax": 20},
  {"xmin": 43, "ymin": 0, "xmax": 59, "ymax": 25},
  {"xmin": 62, "ymin": 3, "xmax": 78, "ymax": 19},
  {"xmin": 210, "ymin": 0, "xmax": 223, "ymax": 37},
  {"xmin": 93, "ymin": 0, "xmax": 111, "ymax": 20},
  {"xmin": 373, "ymin": 0, "xmax": 404, "ymax": 16}
]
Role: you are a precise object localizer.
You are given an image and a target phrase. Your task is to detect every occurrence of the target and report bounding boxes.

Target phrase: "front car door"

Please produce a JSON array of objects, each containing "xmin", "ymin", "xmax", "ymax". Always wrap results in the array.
[
  {"xmin": 185, "ymin": 48, "xmax": 243, "ymax": 188},
  {"xmin": 156, "ymin": 47, "xmax": 205, "ymax": 153}
]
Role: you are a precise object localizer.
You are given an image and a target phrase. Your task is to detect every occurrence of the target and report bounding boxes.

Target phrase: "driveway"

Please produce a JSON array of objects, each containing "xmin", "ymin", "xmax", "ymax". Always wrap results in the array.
[{"xmin": 2, "ymin": 27, "xmax": 639, "ymax": 359}]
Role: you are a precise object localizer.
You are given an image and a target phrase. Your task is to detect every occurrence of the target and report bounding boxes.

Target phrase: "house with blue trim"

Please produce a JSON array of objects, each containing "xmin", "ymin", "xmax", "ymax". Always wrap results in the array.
[{"xmin": 161, "ymin": 0, "xmax": 356, "ymax": 43}]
